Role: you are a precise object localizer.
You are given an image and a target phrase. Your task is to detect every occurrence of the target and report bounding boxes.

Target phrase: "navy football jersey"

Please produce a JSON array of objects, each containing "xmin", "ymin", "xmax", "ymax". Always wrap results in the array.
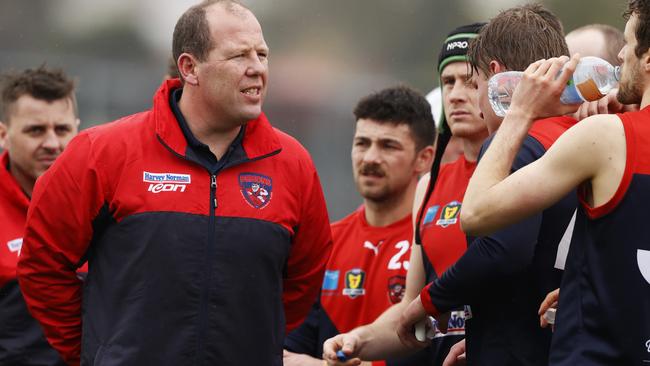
[
  {"xmin": 422, "ymin": 116, "xmax": 578, "ymax": 365},
  {"xmin": 550, "ymin": 107, "xmax": 650, "ymax": 365},
  {"xmin": 418, "ymin": 155, "xmax": 475, "ymax": 365}
]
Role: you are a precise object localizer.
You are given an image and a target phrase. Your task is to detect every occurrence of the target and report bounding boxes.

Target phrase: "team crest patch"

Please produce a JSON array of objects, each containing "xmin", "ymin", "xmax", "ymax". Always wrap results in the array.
[
  {"xmin": 239, "ymin": 173, "xmax": 272, "ymax": 209},
  {"xmin": 436, "ymin": 201, "xmax": 461, "ymax": 228},
  {"xmin": 342, "ymin": 269, "xmax": 366, "ymax": 298},
  {"xmin": 422, "ymin": 205, "xmax": 440, "ymax": 225},
  {"xmin": 387, "ymin": 275, "xmax": 406, "ymax": 304}
]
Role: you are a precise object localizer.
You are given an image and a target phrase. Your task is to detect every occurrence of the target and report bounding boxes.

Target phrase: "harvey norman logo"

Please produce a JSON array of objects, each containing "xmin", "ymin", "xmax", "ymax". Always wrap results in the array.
[{"xmin": 143, "ymin": 171, "xmax": 191, "ymax": 193}]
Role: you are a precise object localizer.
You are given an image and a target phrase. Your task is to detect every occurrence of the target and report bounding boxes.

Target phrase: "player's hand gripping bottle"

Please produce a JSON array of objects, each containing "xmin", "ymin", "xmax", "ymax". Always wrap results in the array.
[{"xmin": 488, "ymin": 56, "xmax": 620, "ymax": 117}]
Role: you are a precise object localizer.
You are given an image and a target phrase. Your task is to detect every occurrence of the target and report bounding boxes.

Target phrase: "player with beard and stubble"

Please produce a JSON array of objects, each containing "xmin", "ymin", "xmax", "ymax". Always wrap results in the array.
[
  {"xmin": 323, "ymin": 23, "xmax": 488, "ymax": 366},
  {"xmin": 284, "ymin": 86, "xmax": 435, "ymax": 366}
]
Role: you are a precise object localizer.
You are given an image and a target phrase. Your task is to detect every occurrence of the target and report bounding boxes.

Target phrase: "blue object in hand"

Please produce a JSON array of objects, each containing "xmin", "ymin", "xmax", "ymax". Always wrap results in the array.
[{"xmin": 336, "ymin": 350, "xmax": 348, "ymax": 362}]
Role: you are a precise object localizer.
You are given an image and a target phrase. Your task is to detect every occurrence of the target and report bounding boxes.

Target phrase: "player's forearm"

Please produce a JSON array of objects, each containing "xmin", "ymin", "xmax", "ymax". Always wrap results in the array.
[
  {"xmin": 431, "ymin": 214, "xmax": 541, "ymax": 311},
  {"xmin": 351, "ymin": 302, "xmax": 414, "ymax": 360},
  {"xmin": 461, "ymin": 109, "xmax": 534, "ymax": 235},
  {"xmin": 283, "ymin": 350, "xmax": 326, "ymax": 366}
]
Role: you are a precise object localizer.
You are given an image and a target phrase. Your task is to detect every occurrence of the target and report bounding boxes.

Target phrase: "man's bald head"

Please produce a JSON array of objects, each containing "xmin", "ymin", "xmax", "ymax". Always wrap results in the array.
[
  {"xmin": 172, "ymin": 0, "xmax": 252, "ymax": 65},
  {"xmin": 566, "ymin": 24, "xmax": 625, "ymax": 65}
]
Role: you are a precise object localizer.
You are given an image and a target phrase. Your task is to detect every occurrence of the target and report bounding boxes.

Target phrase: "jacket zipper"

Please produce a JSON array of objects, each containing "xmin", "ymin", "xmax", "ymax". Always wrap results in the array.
[{"xmin": 196, "ymin": 173, "xmax": 217, "ymax": 364}]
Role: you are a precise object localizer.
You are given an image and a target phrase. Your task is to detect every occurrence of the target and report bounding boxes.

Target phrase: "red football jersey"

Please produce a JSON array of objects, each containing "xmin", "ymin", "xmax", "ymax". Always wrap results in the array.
[
  {"xmin": 0, "ymin": 152, "xmax": 29, "ymax": 289},
  {"xmin": 320, "ymin": 206, "xmax": 412, "ymax": 333},
  {"xmin": 419, "ymin": 155, "xmax": 476, "ymax": 277}
]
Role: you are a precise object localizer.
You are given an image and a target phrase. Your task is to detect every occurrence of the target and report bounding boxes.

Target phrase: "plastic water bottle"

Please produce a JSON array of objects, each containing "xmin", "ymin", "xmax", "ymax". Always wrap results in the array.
[{"xmin": 488, "ymin": 56, "xmax": 621, "ymax": 117}]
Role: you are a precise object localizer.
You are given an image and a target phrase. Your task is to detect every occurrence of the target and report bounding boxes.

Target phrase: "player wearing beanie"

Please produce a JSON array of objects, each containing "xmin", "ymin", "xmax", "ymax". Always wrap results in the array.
[
  {"xmin": 399, "ymin": 5, "xmax": 580, "ymax": 365},
  {"xmin": 323, "ymin": 23, "xmax": 487, "ymax": 366}
]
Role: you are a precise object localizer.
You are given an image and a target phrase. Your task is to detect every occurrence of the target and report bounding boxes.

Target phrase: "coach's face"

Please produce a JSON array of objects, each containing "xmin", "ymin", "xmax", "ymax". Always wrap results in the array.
[{"xmin": 196, "ymin": 3, "xmax": 269, "ymax": 128}]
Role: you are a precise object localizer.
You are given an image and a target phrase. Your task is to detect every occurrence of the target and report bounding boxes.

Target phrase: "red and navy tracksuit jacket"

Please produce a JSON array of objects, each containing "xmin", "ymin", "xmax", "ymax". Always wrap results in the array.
[
  {"xmin": 17, "ymin": 79, "xmax": 332, "ymax": 366},
  {"xmin": 421, "ymin": 116, "xmax": 578, "ymax": 365},
  {"xmin": 417, "ymin": 155, "xmax": 474, "ymax": 365},
  {"xmin": 550, "ymin": 107, "xmax": 650, "ymax": 365},
  {"xmin": 285, "ymin": 207, "xmax": 432, "ymax": 365},
  {"xmin": 0, "ymin": 152, "xmax": 66, "ymax": 365}
]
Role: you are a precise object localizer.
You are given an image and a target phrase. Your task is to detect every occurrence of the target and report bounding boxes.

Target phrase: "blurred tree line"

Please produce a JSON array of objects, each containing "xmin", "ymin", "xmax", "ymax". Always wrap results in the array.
[{"xmin": 0, "ymin": 0, "xmax": 627, "ymax": 219}]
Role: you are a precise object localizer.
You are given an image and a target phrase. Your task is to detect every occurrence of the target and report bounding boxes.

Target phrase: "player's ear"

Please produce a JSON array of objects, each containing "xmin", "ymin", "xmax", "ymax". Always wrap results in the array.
[
  {"xmin": 415, "ymin": 144, "xmax": 435, "ymax": 175},
  {"xmin": 642, "ymin": 49, "xmax": 650, "ymax": 73},
  {"xmin": 489, "ymin": 60, "xmax": 504, "ymax": 75},
  {"xmin": 178, "ymin": 53, "xmax": 199, "ymax": 85},
  {"xmin": 0, "ymin": 122, "xmax": 6, "ymax": 150}
]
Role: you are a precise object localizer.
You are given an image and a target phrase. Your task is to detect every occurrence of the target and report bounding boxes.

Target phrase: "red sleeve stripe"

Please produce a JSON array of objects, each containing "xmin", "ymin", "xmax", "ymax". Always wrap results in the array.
[{"xmin": 420, "ymin": 283, "xmax": 440, "ymax": 317}]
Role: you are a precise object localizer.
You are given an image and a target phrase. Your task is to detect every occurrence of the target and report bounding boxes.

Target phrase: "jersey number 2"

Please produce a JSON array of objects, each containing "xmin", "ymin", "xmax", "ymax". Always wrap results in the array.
[{"xmin": 388, "ymin": 240, "xmax": 410, "ymax": 270}]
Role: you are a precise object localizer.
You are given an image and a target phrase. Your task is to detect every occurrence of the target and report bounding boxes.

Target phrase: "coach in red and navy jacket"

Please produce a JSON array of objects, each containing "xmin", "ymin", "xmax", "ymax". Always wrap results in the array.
[{"xmin": 17, "ymin": 2, "xmax": 332, "ymax": 366}]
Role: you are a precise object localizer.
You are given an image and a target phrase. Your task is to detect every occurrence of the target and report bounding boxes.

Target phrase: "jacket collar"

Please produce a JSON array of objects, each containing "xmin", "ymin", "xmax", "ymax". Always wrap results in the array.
[
  {"xmin": 152, "ymin": 79, "xmax": 282, "ymax": 161},
  {"xmin": 0, "ymin": 151, "xmax": 30, "ymax": 209}
]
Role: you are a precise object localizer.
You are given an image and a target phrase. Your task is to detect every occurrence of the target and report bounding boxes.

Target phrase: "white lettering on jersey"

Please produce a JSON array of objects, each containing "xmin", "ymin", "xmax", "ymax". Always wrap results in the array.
[
  {"xmin": 7, "ymin": 238, "xmax": 23, "ymax": 256},
  {"xmin": 147, "ymin": 183, "xmax": 187, "ymax": 194},
  {"xmin": 645, "ymin": 339, "xmax": 650, "ymax": 353},
  {"xmin": 637, "ymin": 249, "xmax": 650, "ymax": 285},
  {"xmin": 388, "ymin": 240, "xmax": 410, "ymax": 270},
  {"xmin": 554, "ymin": 210, "xmax": 577, "ymax": 270},
  {"xmin": 144, "ymin": 171, "xmax": 191, "ymax": 194},
  {"xmin": 143, "ymin": 172, "xmax": 191, "ymax": 184},
  {"xmin": 430, "ymin": 310, "xmax": 466, "ymax": 338}
]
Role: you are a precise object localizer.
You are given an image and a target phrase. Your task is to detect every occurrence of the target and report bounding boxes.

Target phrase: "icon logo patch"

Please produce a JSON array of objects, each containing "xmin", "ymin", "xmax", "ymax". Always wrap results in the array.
[
  {"xmin": 143, "ymin": 171, "xmax": 191, "ymax": 193},
  {"xmin": 436, "ymin": 201, "xmax": 462, "ymax": 228},
  {"xmin": 388, "ymin": 275, "xmax": 406, "ymax": 304},
  {"xmin": 239, "ymin": 173, "xmax": 272, "ymax": 209},
  {"xmin": 343, "ymin": 269, "xmax": 366, "ymax": 298}
]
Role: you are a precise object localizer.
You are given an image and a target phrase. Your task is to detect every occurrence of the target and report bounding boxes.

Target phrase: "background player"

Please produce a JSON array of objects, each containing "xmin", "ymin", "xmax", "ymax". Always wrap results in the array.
[
  {"xmin": 459, "ymin": 1, "xmax": 650, "ymax": 364},
  {"xmin": 323, "ymin": 22, "xmax": 487, "ymax": 366},
  {"xmin": 284, "ymin": 85, "xmax": 434, "ymax": 366},
  {"xmin": 0, "ymin": 65, "xmax": 79, "ymax": 365},
  {"xmin": 397, "ymin": 5, "xmax": 582, "ymax": 365}
]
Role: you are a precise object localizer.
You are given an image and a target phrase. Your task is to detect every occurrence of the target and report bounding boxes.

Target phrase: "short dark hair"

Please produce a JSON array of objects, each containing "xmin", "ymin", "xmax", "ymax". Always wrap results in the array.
[
  {"xmin": 0, "ymin": 65, "xmax": 77, "ymax": 123},
  {"xmin": 468, "ymin": 3, "xmax": 568, "ymax": 76},
  {"xmin": 568, "ymin": 24, "xmax": 625, "ymax": 65},
  {"xmin": 353, "ymin": 85, "xmax": 435, "ymax": 151},
  {"xmin": 172, "ymin": 0, "xmax": 249, "ymax": 64},
  {"xmin": 624, "ymin": 0, "xmax": 650, "ymax": 58}
]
